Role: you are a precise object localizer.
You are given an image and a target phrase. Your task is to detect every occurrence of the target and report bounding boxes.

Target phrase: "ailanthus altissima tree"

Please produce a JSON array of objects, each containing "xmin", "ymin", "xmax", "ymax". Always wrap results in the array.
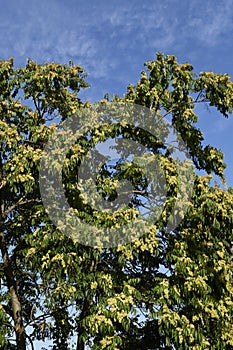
[{"xmin": 0, "ymin": 53, "xmax": 233, "ymax": 349}]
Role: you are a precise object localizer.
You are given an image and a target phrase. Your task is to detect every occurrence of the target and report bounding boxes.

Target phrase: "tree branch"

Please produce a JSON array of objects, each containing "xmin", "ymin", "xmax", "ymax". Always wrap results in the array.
[{"xmin": 3, "ymin": 198, "xmax": 41, "ymax": 219}]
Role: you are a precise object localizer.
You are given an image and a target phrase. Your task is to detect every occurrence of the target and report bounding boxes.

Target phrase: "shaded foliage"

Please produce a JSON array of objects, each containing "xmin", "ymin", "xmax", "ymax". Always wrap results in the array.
[{"xmin": 0, "ymin": 53, "xmax": 233, "ymax": 349}]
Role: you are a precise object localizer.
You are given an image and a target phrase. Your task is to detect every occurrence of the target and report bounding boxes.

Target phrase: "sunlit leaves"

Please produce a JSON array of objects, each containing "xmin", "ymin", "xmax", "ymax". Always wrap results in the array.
[{"xmin": 1, "ymin": 53, "xmax": 233, "ymax": 349}]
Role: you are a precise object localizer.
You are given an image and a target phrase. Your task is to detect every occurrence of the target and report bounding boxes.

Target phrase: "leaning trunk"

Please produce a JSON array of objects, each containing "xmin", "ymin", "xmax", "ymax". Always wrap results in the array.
[{"xmin": 0, "ymin": 230, "xmax": 26, "ymax": 350}]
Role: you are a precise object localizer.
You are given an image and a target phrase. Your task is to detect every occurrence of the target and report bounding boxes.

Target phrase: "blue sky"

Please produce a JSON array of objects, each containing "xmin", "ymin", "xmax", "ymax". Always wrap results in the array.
[{"xmin": 1, "ymin": 0, "xmax": 233, "ymax": 178}]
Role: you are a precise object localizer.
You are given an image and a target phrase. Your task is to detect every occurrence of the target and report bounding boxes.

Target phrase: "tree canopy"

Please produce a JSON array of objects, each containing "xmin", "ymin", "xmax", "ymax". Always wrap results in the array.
[{"xmin": 0, "ymin": 53, "xmax": 233, "ymax": 350}]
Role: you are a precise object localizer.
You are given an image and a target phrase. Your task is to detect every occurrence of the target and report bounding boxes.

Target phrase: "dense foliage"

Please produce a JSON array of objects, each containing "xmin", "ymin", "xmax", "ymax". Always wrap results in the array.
[{"xmin": 0, "ymin": 53, "xmax": 233, "ymax": 349}]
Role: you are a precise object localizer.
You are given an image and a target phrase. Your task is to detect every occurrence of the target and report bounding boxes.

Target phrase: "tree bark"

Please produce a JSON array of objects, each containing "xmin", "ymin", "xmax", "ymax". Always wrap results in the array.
[
  {"xmin": 0, "ymin": 230, "xmax": 26, "ymax": 350},
  {"xmin": 0, "ymin": 162, "xmax": 26, "ymax": 350}
]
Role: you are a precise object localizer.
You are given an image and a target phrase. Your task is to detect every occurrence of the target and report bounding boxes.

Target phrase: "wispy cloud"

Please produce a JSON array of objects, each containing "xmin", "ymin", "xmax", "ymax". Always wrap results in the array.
[
  {"xmin": 0, "ymin": 1, "xmax": 179, "ymax": 69},
  {"xmin": 187, "ymin": 0, "xmax": 233, "ymax": 46},
  {"xmin": 1, "ymin": 0, "xmax": 233, "ymax": 98}
]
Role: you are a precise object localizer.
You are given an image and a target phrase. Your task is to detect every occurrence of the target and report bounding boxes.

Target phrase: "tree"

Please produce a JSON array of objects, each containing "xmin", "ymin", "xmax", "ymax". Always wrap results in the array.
[{"xmin": 0, "ymin": 53, "xmax": 233, "ymax": 349}]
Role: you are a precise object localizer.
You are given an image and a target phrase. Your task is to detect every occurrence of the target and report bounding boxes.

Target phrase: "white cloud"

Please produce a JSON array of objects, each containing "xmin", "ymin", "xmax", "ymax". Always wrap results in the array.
[
  {"xmin": 0, "ymin": 0, "xmax": 183, "ymax": 81},
  {"xmin": 1, "ymin": 0, "xmax": 233, "ymax": 92},
  {"xmin": 187, "ymin": 0, "xmax": 233, "ymax": 46}
]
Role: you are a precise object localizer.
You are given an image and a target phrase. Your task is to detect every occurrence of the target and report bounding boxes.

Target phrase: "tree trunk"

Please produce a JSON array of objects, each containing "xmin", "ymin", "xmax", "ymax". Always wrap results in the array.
[
  {"xmin": 0, "ymin": 154, "xmax": 26, "ymax": 350},
  {"xmin": 0, "ymin": 230, "xmax": 26, "ymax": 350}
]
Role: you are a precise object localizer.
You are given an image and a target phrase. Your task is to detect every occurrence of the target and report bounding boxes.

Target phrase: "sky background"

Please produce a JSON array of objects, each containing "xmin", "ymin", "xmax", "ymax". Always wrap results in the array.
[
  {"xmin": 1, "ymin": 1, "xmax": 233, "ymax": 348},
  {"xmin": 1, "ymin": 0, "xmax": 233, "ymax": 187}
]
